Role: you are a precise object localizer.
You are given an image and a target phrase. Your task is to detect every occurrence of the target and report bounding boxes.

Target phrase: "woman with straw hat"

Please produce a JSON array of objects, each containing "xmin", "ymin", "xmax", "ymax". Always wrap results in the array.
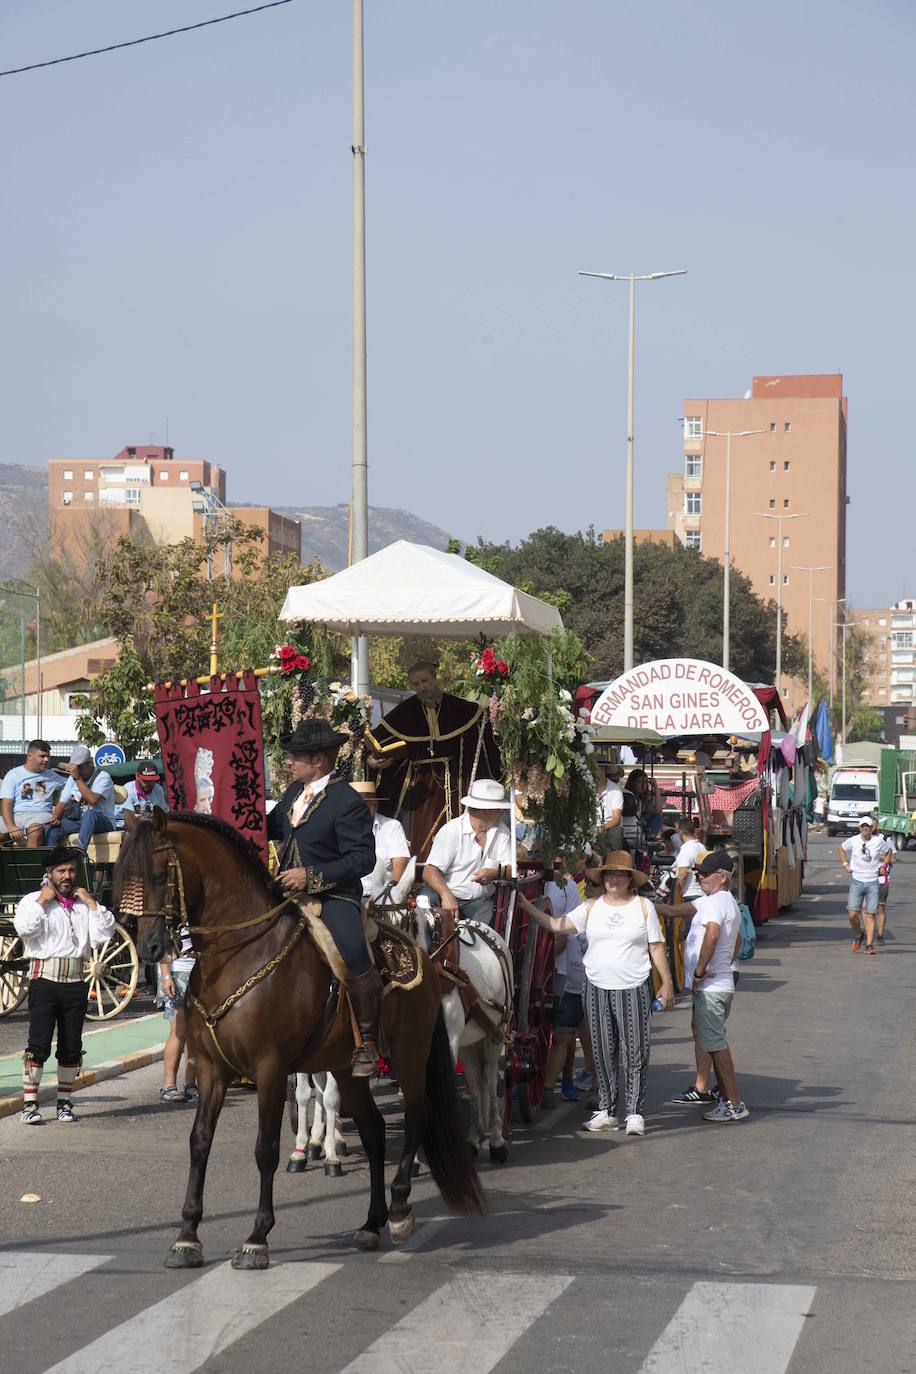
[{"xmin": 517, "ymin": 851, "xmax": 674, "ymax": 1137}]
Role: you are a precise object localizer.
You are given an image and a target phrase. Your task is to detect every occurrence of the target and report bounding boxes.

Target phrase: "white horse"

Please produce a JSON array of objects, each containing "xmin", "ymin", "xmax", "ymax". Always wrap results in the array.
[{"xmin": 286, "ymin": 1072, "xmax": 347, "ymax": 1178}]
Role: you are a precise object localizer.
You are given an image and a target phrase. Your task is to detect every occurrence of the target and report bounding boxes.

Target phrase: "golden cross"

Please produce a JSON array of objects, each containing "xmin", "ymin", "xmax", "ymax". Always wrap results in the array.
[{"xmin": 209, "ymin": 601, "xmax": 223, "ymax": 677}]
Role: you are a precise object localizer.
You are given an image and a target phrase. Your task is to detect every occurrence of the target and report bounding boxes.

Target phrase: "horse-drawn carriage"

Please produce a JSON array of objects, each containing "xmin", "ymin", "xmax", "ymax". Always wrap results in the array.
[{"xmin": 0, "ymin": 840, "xmax": 140, "ymax": 1021}]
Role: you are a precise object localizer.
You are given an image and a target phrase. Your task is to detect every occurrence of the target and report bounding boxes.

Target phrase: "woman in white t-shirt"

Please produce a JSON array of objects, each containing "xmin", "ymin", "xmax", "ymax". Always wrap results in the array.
[{"xmin": 519, "ymin": 851, "xmax": 674, "ymax": 1137}]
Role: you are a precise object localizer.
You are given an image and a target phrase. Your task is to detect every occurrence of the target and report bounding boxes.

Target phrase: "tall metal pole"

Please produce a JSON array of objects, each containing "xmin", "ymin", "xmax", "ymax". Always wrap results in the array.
[
  {"xmin": 19, "ymin": 615, "xmax": 25, "ymax": 750},
  {"xmin": 35, "ymin": 587, "xmax": 41, "ymax": 737},
  {"xmin": 624, "ymin": 274, "xmax": 635, "ymax": 671},
  {"xmin": 841, "ymin": 616, "xmax": 848, "ymax": 749},
  {"xmin": 351, "ymin": 0, "xmax": 370, "ymax": 694},
  {"xmin": 795, "ymin": 565, "xmax": 832, "ymax": 705},
  {"xmin": 775, "ymin": 511, "xmax": 784, "ymax": 694},
  {"xmin": 722, "ymin": 430, "xmax": 732, "ymax": 672}
]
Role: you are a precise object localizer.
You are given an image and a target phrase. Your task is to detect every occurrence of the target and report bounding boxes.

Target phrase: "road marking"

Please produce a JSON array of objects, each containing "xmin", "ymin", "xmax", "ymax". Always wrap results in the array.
[
  {"xmin": 341, "ymin": 1270, "xmax": 573, "ymax": 1371},
  {"xmin": 44, "ymin": 1260, "xmax": 340, "ymax": 1373},
  {"xmin": 379, "ymin": 1215, "xmax": 451, "ymax": 1263},
  {"xmin": 639, "ymin": 1280, "xmax": 816, "ymax": 1373},
  {"xmin": 0, "ymin": 1252, "xmax": 113, "ymax": 1317}
]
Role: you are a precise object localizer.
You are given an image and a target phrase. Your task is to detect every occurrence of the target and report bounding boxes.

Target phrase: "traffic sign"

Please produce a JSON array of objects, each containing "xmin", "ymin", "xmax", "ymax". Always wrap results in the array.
[{"xmin": 94, "ymin": 742, "xmax": 126, "ymax": 768}]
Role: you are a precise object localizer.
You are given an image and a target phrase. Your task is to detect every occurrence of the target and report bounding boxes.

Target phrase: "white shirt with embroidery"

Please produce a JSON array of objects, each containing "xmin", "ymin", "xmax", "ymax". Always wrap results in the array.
[{"xmin": 14, "ymin": 890, "xmax": 116, "ymax": 958}]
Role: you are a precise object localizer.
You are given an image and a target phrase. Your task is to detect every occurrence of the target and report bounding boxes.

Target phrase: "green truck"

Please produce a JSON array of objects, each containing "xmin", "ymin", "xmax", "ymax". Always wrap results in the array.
[{"xmin": 876, "ymin": 747, "xmax": 916, "ymax": 850}]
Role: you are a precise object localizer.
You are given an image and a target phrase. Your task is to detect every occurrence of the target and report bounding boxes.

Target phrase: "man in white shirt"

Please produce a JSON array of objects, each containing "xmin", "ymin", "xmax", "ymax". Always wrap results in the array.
[
  {"xmin": 684, "ymin": 851, "xmax": 747, "ymax": 1123},
  {"xmin": 423, "ymin": 778, "xmax": 513, "ymax": 925},
  {"xmin": 672, "ymin": 816, "xmax": 707, "ymax": 901},
  {"xmin": 595, "ymin": 763, "xmax": 624, "ymax": 851},
  {"xmin": 46, "ymin": 745, "xmax": 118, "ymax": 850},
  {"xmin": 14, "ymin": 847, "xmax": 116, "ymax": 1124},
  {"xmin": 351, "ymin": 780, "xmax": 411, "ymax": 898},
  {"xmin": 0, "ymin": 739, "xmax": 61, "ymax": 847},
  {"xmin": 839, "ymin": 817, "xmax": 895, "ymax": 954},
  {"xmin": 118, "ymin": 763, "xmax": 169, "ymax": 825}
]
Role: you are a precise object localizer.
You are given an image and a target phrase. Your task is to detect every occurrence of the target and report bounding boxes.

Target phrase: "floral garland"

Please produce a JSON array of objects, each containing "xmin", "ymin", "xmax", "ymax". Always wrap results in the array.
[{"xmin": 262, "ymin": 637, "xmax": 372, "ymax": 785}]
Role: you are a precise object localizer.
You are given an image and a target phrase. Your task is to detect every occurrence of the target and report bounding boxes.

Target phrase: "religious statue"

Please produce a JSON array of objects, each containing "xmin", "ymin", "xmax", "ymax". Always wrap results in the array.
[{"xmin": 368, "ymin": 644, "xmax": 501, "ymax": 860}]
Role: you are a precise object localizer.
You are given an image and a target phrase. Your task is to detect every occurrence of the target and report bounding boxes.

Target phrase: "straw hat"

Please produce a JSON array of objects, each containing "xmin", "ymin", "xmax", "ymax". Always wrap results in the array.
[
  {"xmin": 350, "ymin": 780, "xmax": 377, "ymax": 797},
  {"xmin": 586, "ymin": 850, "xmax": 652, "ymax": 888}
]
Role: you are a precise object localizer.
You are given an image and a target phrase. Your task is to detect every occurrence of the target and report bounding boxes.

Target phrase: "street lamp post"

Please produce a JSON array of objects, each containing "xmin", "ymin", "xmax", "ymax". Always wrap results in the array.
[
  {"xmin": 705, "ymin": 428, "xmax": 767, "ymax": 671},
  {"xmin": 0, "ymin": 580, "xmax": 41, "ymax": 736},
  {"xmin": 579, "ymin": 269, "xmax": 687, "ymax": 670},
  {"xmin": 752, "ymin": 511, "xmax": 810, "ymax": 695},
  {"xmin": 793, "ymin": 564, "xmax": 833, "ymax": 705},
  {"xmin": 350, "ymin": 0, "xmax": 370, "ymax": 694}
]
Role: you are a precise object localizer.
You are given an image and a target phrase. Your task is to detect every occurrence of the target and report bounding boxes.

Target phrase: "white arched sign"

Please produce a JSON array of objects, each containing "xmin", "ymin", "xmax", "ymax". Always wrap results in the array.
[{"xmin": 590, "ymin": 659, "xmax": 770, "ymax": 737}]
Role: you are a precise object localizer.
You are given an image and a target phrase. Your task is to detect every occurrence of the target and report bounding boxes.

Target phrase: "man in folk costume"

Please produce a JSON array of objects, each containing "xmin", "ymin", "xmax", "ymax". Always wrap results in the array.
[
  {"xmin": 369, "ymin": 644, "xmax": 501, "ymax": 861},
  {"xmin": 266, "ymin": 719, "xmax": 380, "ymax": 1076},
  {"xmin": 14, "ymin": 847, "xmax": 116, "ymax": 1124}
]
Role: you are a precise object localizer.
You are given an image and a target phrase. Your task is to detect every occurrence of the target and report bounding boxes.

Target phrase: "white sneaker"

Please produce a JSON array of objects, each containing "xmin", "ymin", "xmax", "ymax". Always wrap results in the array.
[
  {"xmin": 625, "ymin": 1114, "xmax": 645, "ymax": 1136},
  {"xmin": 580, "ymin": 1109, "xmax": 619, "ymax": 1132},
  {"xmin": 702, "ymin": 1098, "xmax": 750, "ymax": 1123},
  {"xmin": 21, "ymin": 1104, "xmax": 42, "ymax": 1125}
]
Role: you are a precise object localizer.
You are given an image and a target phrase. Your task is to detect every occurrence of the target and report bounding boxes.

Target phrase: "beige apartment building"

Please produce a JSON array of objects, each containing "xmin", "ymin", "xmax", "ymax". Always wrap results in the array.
[
  {"xmin": 849, "ymin": 601, "xmax": 916, "ymax": 710},
  {"xmin": 666, "ymin": 374, "xmax": 847, "ymax": 681},
  {"xmin": 49, "ymin": 445, "xmax": 301, "ymax": 570}
]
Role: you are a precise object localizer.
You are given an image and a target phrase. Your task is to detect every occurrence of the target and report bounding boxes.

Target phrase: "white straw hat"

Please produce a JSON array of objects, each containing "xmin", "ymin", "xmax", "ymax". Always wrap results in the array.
[{"xmin": 461, "ymin": 779, "xmax": 511, "ymax": 809}]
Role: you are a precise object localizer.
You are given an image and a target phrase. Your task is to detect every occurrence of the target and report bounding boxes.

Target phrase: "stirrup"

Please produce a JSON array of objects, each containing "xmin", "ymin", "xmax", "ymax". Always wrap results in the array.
[{"xmin": 351, "ymin": 1043, "xmax": 379, "ymax": 1078}]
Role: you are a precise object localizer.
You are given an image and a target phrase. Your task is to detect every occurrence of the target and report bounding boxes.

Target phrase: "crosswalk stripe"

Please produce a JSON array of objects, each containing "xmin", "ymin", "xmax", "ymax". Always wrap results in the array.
[
  {"xmin": 341, "ymin": 1270, "xmax": 573, "ymax": 1372},
  {"xmin": 639, "ymin": 1281, "xmax": 816, "ymax": 1373},
  {"xmin": 0, "ymin": 1252, "xmax": 113, "ymax": 1318},
  {"xmin": 43, "ymin": 1260, "xmax": 341, "ymax": 1374}
]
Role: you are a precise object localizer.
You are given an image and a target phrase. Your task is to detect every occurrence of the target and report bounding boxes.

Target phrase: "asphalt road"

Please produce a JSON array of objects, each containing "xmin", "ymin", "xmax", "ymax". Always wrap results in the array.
[{"xmin": 2, "ymin": 833, "xmax": 916, "ymax": 1372}]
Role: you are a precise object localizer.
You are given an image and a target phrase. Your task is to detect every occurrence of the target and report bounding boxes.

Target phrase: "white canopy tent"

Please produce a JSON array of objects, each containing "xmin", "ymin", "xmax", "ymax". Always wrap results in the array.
[{"xmin": 279, "ymin": 540, "xmax": 564, "ymax": 639}]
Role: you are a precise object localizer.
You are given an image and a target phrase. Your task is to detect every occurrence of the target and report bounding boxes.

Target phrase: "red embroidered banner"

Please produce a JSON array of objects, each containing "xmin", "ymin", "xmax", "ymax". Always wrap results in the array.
[{"xmin": 153, "ymin": 670, "xmax": 268, "ymax": 863}]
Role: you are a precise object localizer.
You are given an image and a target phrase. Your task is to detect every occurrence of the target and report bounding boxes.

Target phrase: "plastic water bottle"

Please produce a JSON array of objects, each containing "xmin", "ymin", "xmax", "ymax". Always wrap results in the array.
[{"xmin": 651, "ymin": 995, "xmax": 664, "ymax": 1013}]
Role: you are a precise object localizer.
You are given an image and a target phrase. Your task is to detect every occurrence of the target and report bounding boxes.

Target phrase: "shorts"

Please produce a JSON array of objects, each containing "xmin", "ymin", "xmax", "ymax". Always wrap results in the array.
[
  {"xmin": 693, "ymin": 990, "xmax": 734, "ymax": 1052},
  {"xmin": 14, "ymin": 810, "xmax": 53, "ymax": 831},
  {"xmin": 878, "ymin": 880, "xmax": 890, "ymax": 906},
  {"xmin": 156, "ymin": 967, "xmax": 192, "ymax": 1022},
  {"xmin": 556, "ymin": 990, "xmax": 584, "ymax": 1033},
  {"xmin": 847, "ymin": 878, "xmax": 879, "ymax": 915}
]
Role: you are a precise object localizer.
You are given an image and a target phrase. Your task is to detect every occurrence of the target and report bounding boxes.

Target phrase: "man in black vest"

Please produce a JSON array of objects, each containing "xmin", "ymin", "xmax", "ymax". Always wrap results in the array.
[{"xmin": 267, "ymin": 719, "xmax": 380, "ymax": 1076}]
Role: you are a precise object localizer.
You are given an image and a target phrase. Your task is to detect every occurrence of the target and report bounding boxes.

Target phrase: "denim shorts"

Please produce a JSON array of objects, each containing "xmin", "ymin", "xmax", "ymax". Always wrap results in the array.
[
  {"xmin": 847, "ymin": 878, "xmax": 879, "ymax": 915},
  {"xmin": 556, "ymin": 991, "xmax": 585, "ymax": 1033}
]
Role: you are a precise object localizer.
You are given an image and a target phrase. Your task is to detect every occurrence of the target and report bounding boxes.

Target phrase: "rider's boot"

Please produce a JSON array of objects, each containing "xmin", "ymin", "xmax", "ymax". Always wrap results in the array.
[{"xmin": 347, "ymin": 967, "xmax": 383, "ymax": 1078}]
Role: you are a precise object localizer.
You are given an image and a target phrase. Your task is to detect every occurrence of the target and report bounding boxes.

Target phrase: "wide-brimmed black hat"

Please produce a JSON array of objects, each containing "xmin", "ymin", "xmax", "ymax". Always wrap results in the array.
[{"xmin": 280, "ymin": 718, "xmax": 348, "ymax": 754}]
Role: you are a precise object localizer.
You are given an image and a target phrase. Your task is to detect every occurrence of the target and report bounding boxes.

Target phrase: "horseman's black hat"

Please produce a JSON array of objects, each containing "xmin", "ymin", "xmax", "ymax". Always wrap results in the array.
[{"xmin": 280, "ymin": 718, "xmax": 348, "ymax": 755}]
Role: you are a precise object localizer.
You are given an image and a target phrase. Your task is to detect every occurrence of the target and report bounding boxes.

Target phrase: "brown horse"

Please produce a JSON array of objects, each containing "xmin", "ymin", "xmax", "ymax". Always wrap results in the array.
[{"xmin": 116, "ymin": 809, "xmax": 483, "ymax": 1269}]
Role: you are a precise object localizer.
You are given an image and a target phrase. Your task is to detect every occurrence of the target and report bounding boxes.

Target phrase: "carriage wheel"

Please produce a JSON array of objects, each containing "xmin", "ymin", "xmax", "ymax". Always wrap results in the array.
[
  {"xmin": 516, "ymin": 922, "xmax": 554, "ymax": 1123},
  {"xmin": 84, "ymin": 923, "xmax": 140, "ymax": 1021},
  {"xmin": 0, "ymin": 934, "xmax": 27, "ymax": 1017}
]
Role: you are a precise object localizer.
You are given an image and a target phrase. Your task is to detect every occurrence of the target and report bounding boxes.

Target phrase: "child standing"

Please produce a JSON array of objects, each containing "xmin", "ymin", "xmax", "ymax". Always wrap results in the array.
[{"xmin": 157, "ymin": 925, "xmax": 197, "ymax": 1104}]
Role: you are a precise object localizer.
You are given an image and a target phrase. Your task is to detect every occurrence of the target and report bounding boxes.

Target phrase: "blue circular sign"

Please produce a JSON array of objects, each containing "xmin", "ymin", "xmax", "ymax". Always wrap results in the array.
[{"xmin": 94, "ymin": 742, "xmax": 126, "ymax": 768}]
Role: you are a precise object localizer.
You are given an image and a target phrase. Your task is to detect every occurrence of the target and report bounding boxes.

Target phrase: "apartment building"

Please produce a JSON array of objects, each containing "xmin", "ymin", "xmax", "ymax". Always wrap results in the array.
[
  {"xmin": 850, "ymin": 600, "xmax": 916, "ymax": 710},
  {"xmin": 48, "ymin": 445, "xmax": 301, "ymax": 568},
  {"xmin": 666, "ymin": 374, "xmax": 847, "ymax": 680}
]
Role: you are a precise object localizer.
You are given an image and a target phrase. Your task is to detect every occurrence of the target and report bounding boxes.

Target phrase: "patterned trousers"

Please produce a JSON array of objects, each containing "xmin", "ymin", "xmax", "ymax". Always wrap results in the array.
[{"xmin": 585, "ymin": 979, "xmax": 653, "ymax": 1118}]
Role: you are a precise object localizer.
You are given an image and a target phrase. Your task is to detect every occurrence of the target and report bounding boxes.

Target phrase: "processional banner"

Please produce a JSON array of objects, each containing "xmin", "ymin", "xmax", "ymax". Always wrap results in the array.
[{"xmin": 154, "ymin": 670, "xmax": 269, "ymax": 863}]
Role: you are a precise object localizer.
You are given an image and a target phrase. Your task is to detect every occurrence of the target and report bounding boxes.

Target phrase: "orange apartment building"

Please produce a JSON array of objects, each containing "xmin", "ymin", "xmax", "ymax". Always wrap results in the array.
[
  {"xmin": 666, "ymin": 374, "xmax": 847, "ymax": 686},
  {"xmin": 49, "ymin": 445, "xmax": 301, "ymax": 569}
]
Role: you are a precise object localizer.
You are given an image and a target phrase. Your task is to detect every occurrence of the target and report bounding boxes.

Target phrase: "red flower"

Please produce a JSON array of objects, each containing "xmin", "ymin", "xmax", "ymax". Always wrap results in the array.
[
  {"xmin": 496, "ymin": 660, "xmax": 509, "ymax": 677},
  {"xmin": 280, "ymin": 659, "xmax": 297, "ymax": 675},
  {"xmin": 278, "ymin": 645, "xmax": 297, "ymax": 662},
  {"xmin": 479, "ymin": 647, "xmax": 497, "ymax": 673},
  {"xmin": 295, "ymin": 655, "xmax": 311, "ymax": 672}
]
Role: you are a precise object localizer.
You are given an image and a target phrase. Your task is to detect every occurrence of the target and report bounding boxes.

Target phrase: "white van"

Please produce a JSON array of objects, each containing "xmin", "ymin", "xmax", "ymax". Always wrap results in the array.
[{"xmin": 827, "ymin": 767, "xmax": 880, "ymax": 835}]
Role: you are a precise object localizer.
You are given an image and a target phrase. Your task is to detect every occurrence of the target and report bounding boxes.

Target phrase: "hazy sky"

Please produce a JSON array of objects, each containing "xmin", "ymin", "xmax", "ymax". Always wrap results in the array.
[{"xmin": 2, "ymin": 1, "xmax": 913, "ymax": 608}]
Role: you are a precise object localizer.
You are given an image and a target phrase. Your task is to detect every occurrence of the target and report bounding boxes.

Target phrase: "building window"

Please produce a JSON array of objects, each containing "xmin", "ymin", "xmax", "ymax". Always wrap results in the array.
[
  {"xmin": 685, "ymin": 530, "xmax": 701, "ymax": 550},
  {"xmin": 783, "ymin": 498, "xmax": 789, "ymax": 508},
  {"xmin": 783, "ymin": 575, "xmax": 789, "ymax": 585},
  {"xmin": 63, "ymin": 469, "xmax": 73, "ymax": 480},
  {"xmin": 684, "ymin": 416, "xmax": 702, "ymax": 440},
  {"xmin": 769, "ymin": 498, "xmax": 776, "ymax": 509},
  {"xmin": 769, "ymin": 536, "xmax": 776, "ymax": 548},
  {"xmin": 783, "ymin": 460, "xmax": 791, "ymax": 471},
  {"xmin": 84, "ymin": 471, "xmax": 94, "ymax": 481},
  {"xmin": 160, "ymin": 470, "xmax": 169, "ymax": 481},
  {"xmin": 685, "ymin": 454, "xmax": 702, "ymax": 477},
  {"xmin": 783, "ymin": 537, "xmax": 789, "ymax": 547},
  {"xmin": 893, "ymin": 632, "xmax": 914, "ymax": 648},
  {"xmin": 684, "ymin": 492, "xmax": 701, "ymax": 516},
  {"xmin": 768, "ymin": 575, "xmax": 775, "ymax": 586},
  {"xmin": 769, "ymin": 422, "xmax": 776, "ymax": 433},
  {"xmin": 784, "ymin": 422, "xmax": 791, "ymax": 432},
  {"xmin": 179, "ymin": 471, "xmax": 189, "ymax": 481},
  {"xmin": 769, "ymin": 461, "xmax": 776, "ymax": 472},
  {"xmin": 83, "ymin": 491, "xmax": 94, "ymax": 503},
  {"xmin": 62, "ymin": 490, "xmax": 73, "ymax": 505}
]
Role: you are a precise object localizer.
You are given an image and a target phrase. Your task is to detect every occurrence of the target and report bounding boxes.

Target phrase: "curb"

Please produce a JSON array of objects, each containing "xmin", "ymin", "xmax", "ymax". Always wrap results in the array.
[{"xmin": 0, "ymin": 1043, "xmax": 166, "ymax": 1121}]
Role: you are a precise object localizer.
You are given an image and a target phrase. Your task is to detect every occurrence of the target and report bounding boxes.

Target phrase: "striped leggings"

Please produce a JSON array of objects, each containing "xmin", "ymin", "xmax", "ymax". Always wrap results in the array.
[{"xmin": 584, "ymin": 979, "xmax": 653, "ymax": 1118}]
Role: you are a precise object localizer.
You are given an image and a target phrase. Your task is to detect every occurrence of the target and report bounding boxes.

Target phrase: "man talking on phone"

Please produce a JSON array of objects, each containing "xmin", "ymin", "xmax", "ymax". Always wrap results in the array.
[{"xmin": 13, "ymin": 847, "xmax": 115, "ymax": 1124}]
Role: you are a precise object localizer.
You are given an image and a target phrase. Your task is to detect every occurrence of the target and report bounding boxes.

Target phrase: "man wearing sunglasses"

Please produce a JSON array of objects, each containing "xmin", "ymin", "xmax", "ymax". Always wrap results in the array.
[{"xmin": 839, "ymin": 817, "xmax": 895, "ymax": 955}]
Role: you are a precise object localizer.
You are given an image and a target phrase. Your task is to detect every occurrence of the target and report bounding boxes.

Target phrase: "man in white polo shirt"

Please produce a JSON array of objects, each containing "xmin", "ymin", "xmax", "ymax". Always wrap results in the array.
[
  {"xmin": 422, "ymin": 778, "xmax": 513, "ymax": 925},
  {"xmin": 839, "ymin": 816, "xmax": 895, "ymax": 955},
  {"xmin": 351, "ymin": 780, "xmax": 411, "ymax": 898}
]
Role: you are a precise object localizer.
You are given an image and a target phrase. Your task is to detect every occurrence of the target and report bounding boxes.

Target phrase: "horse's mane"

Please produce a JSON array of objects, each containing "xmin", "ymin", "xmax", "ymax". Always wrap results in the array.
[{"xmin": 114, "ymin": 811, "xmax": 282, "ymax": 906}]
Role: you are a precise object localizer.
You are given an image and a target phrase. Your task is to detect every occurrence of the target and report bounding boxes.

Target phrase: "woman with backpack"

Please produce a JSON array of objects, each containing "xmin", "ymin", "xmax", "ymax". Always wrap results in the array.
[{"xmin": 517, "ymin": 851, "xmax": 674, "ymax": 1137}]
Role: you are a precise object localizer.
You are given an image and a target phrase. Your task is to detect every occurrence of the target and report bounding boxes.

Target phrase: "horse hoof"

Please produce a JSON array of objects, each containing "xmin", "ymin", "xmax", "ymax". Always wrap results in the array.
[
  {"xmin": 354, "ymin": 1229, "xmax": 381, "ymax": 1251},
  {"xmin": 324, "ymin": 1161, "xmax": 343, "ymax": 1178},
  {"xmin": 306, "ymin": 1144, "xmax": 322, "ymax": 1162},
  {"xmin": 389, "ymin": 1212, "xmax": 415, "ymax": 1245},
  {"xmin": 286, "ymin": 1154, "xmax": 308, "ymax": 1173},
  {"xmin": 232, "ymin": 1244, "xmax": 270, "ymax": 1270},
  {"xmin": 164, "ymin": 1241, "xmax": 204, "ymax": 1269},
  {"xmin": 490, "ymin": 1143, "xmax": 509, "ymax": 1165}
]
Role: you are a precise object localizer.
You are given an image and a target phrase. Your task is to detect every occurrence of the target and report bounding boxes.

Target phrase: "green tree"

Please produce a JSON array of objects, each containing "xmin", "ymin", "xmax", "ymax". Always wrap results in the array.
[{"xmin": 74, "ymin": 638, "xmax": 157, "ymax": 757}]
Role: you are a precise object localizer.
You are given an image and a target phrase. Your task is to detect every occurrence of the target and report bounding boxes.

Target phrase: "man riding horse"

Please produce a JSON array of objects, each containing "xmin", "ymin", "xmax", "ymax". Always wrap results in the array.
[{"xmin": 266, "ymin": 718, "xmax": 380, "ymax": 1076}]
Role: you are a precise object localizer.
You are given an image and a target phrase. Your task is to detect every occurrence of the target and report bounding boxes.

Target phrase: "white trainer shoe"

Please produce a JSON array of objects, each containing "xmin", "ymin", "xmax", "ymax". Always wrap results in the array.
[
  {"xmin": 625, "ymin": 1114, "xmax": 646, "ymax": 1136},
  {"xmin": 580, "ymin": 1109, "xmax": 619, "ymax": 1132},
  {"xmin": 702, "ymin": 1098, "xmax": 750, "ymax": 1123}
]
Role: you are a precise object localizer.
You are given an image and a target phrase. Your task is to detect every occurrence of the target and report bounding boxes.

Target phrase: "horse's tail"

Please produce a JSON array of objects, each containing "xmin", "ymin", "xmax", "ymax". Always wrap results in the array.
[{"xmin": 422, "ymin": 1008, "xmax": 486, "ymax": 1216}]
